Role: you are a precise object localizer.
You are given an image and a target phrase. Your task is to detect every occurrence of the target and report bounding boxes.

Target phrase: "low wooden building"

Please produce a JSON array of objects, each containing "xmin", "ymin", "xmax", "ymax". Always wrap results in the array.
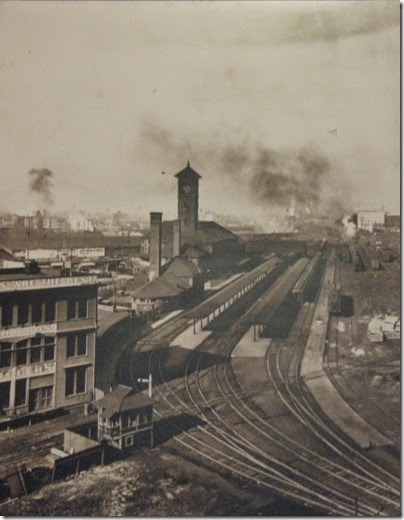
[{"xmin": 95, "ymin": 385, "xmax": 154, "ymax": 451}]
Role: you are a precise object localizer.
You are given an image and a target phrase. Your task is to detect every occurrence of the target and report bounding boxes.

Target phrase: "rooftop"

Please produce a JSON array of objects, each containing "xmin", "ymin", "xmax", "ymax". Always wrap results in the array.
[
  {"xmin": 189, "ymin": 255, "xmax": 282, "ymax": 320},
  {"xmin": 174, "ymin": 161, "xmax": 202, "ymax": 179},
  {"xmin": 132, "ymin": 256, "xmax": 200, "ymax": 299},
  {"xmin": 162, "ymin": 256, "xmax": 200, "ymax": 278},
  {"xmin": 132, "ymin": 276, "xmax": 184, "ymax": 299},
  {"xmin": 95, "ymin": 385, "xmax": 154, "ymax": 416}
]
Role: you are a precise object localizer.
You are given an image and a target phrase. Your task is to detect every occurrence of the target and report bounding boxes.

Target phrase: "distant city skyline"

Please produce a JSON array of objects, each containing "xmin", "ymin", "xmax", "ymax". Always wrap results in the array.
[{"xmin": 0, "ymin": 1, "xmax": 399, "ymax": 216}]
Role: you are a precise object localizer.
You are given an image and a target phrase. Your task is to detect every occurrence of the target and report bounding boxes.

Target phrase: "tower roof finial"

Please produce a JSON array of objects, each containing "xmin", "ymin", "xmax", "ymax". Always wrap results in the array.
[{"xmin": 187, "ymin": 160, "xmax": 190, "ymax": 167}]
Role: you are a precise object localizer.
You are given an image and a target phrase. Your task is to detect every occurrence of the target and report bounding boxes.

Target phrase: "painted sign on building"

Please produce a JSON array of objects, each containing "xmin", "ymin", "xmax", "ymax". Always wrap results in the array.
[
  {"xmin": 0, "ymin": 323, "xmax": 57, "ymax": 339},
  {"xmin": 0, "ymin": 275, "xmax": 97, "ymax": 293},
  {"xmin": 72, "ymin": 248, "xmax": 105, "ymax": 259}
]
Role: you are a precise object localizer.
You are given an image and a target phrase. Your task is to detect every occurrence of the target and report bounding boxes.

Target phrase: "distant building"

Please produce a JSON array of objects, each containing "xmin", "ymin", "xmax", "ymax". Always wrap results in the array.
[
  {"xmin": 144, "ymin": 162, "xmax": 243, "ymax": 268},
  {"xmin": 132, "ymin": 161, "xmax": 246, "ymax": 315},
  {"xmin": 356, "ymin": 210, "xmax": 386, "ymax": 232},
  {"xmin": 385, "ymin": 214, "xmax": 400, "ymax": 232},
  {"xmin": 0, "ymin": 247, "xmax": 14, "ymax": 261},
  {"xmin": 0, "ymin": 268, "xmax": 98, "ymax": 417},
  {"xmin": 68, "ymin": 213, "xmax": 96, "ymax": 232}
]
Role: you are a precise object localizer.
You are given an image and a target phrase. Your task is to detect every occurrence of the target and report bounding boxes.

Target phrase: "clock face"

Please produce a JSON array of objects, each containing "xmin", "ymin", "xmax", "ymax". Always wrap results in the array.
[{"xmin": 183, "ymin": 184, "xmax": 191, "ymax": 194}]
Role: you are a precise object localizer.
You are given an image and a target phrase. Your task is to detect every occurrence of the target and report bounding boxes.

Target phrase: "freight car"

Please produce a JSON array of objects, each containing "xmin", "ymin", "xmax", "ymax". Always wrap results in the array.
[
  {"xmin": 349, "ymin": 245, "xmax": 365, "ymax": 271},
  {"xmin": 328, "ymin": 285, "xmax": 342, "ymax": 315},
  {"xmin": 291, "ymin": 252, "xmax": 322, "ymax": 303}
]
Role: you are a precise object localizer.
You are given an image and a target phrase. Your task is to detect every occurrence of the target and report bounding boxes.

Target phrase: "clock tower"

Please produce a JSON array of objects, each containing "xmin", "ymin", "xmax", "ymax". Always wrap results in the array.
[{"xmin": 175, "ymin": 161, "xmax": 201, "ymax": 246}]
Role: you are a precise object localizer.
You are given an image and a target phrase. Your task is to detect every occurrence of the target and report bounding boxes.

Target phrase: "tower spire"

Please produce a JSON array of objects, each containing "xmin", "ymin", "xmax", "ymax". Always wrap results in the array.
[{"xmin": 187, "ymin": 160, "xmax": 190, "ymax": 167}]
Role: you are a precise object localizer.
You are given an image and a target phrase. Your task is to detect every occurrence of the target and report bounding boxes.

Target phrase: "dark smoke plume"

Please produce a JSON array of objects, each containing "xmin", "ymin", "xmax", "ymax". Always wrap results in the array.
[
  {"xmin": 217, "ymin": 144, "xmax": 334, "ymax": 213},
  {"xmin": 28, "ymin": 168, "xmax": 55, "ymax": 205},
  {"xmin": 140, "ymin": 119, "xmax": 350, "ymax": 217},
  {"xmin": 247, "ymin": 146, "xmax": 330, "ymax": 207}
]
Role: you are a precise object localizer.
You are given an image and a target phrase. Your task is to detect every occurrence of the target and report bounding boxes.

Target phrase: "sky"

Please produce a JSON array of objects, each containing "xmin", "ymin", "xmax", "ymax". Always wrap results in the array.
[{"xmin": 0, "ymin": 1, "xmax": 400, "ymax": 219}]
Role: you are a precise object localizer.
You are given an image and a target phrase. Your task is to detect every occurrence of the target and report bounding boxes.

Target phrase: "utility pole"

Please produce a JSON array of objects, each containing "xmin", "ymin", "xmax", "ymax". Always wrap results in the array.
[{"xmin": 26, "ymin": 229, "xmax": 31, "ymax": 260}]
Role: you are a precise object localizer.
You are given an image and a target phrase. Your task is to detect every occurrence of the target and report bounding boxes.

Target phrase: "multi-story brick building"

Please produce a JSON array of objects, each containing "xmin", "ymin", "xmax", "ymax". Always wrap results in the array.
[{"xmin": 0, "ymin": 271, "xmax": 98, "ymax": 417}]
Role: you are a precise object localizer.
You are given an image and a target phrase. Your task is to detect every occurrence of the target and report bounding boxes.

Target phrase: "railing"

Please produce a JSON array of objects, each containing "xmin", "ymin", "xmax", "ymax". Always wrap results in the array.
[{"xmin": 98, "ymin": 421, "xmax": 152, "ymax": 438}]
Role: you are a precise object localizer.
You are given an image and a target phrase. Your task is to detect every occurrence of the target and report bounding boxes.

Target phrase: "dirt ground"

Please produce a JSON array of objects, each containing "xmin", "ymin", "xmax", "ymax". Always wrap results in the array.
[
  {"xmin": 329, "ymin": 235, "xmax": 400, "ymax": 446},
  {"xmin": 0, "ymin": 448, "xmax": 277, "ymax": 517}
]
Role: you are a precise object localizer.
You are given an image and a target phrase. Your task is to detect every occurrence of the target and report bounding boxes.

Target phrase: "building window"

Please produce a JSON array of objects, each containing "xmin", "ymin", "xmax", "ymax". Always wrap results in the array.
[
  {"xmin": 30, "ymin": 386, "xmax": 52, "ymax": 411},
  {"xmin": 139, "ymin": 411, "xmax": 150, "ymax": 425},
  {"xmin": 16, "ymin": 340, "xmax": 28, "ymax": 366},
  {"xmin": 44, "ymin": 337, "xmax": 55, "ymax": 361},
  {"xmin": 31, "ymin": 300, "xmax": 43, "ymax": 324},
  {"xmin": 45, "ymin": 301, "xmax": 55, "ymax": 322},
  {"xmin": 30, "ymin": 337, "xmax": 42, "ymax": 363},
  {"xmin": 1, "ymin": 337, "xmax": 55, "ymax": 367},
  {"xmin": 15, "ymin": 379, "xmax": 27, "ymax": 406},
  {"xmin": 67, "ymin": 299, "xmax": 76, "ymax": 320},
  {"xmin": 0, "ymin": 382, "xmax": 10, "ymax": 411},
  {"xmin": 67, "ymin": 299, "xmax": 88, "ymax": 320},
  {"xmin": 0, "ymin": 342, "xmax": 12, "ymax": 368},
  {"xmin": 65, "ymin": 366, "xmax": 87, "ymax": 396},
  {"xmin": 78, "ymin": 299, "xmax": 87, "ymax": 318},
  {"xmin": 66, "ymin": 333, "xmax": 87, "ymax": 358},
  {"xmin": 18, "ymin": 302, "xmax": 29, "ymax": 326},
  {"xmin": 1, "ymin": 303, "xmax": 13, "ymax": 327},
  {"xmin": 125, "ymin": 435, "xmax": 134, "ymax": 447},
  {"xmin": 66, "ymin": 336, "xmax": 75, "ymax": 357}
]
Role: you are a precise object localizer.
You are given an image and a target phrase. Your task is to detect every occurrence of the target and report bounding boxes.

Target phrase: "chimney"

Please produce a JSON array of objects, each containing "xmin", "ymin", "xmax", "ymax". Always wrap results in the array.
[
  {"xmin": 173, "ymin": 220, "xmax": 181, "ymax": 257},
  {"xmin": 149, "ymin": 212, "xmax": 162, "ymax": 281}
]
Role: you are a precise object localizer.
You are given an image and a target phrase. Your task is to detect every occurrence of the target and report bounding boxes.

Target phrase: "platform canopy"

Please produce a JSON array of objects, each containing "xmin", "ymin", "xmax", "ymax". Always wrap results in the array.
[{"xmin": 189, "ymin": 256, "xmax": 281, "ymax": 320}]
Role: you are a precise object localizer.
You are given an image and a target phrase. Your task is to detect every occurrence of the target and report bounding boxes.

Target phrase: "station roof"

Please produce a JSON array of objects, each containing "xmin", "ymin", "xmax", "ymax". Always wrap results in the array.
[
  {"xmin": 162, "ymin": 256, "xmax": 200, "ymax": 278},
  {"xmin": 291, "ymin": 253, "xmax": 320, "ymax": 294},
  {"xmin": 132, "ymin": 277, "xmax": 184, "ymax": 299},
  {"xmin": 159, "ymin": 220, "xmax": 239, "ymax": 246},
  {"xmin": 249, "ymin": 257, "xmax": 310, "ymax": 325},
  {"xmin": 189, "ymin": 256, "xmax": 281, "ymax": 320},
  {"xmin": 132, "ymin": 257, "xmax": 200, "ymax": 299},
  {"xmin": 181, "ymin": 244, "xmax": 207, "ymax": 259}
]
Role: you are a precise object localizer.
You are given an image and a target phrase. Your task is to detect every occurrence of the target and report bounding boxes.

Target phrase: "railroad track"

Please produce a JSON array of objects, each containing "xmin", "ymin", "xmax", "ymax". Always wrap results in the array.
[
  {"xmin": 266, "ymin": 307, "xmax": 400, "ymax": 514},
  {"xmin": 121, "ymin": 255, "xmax": 400, "ymax": 515},
  {"xmin": 189, "ymin": 295, "xmax": 400, "ymax": 514},
  {"xmin": 147, "ymin": 343, "xmax": 371, "ymax": 515}
]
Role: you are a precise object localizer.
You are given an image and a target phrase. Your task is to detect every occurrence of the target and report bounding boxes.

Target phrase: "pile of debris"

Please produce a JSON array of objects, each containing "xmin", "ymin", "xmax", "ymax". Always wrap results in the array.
[{"xmin": 368, "ymin": 315, "xmax": 400, "ymax": 343}]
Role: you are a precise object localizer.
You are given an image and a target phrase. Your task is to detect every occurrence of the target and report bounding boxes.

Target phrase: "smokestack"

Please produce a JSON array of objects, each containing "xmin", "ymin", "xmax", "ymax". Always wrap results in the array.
[
  {"xmin": 149, "ymin": 212, "xmax": 162, "ymax": 281},
  {"xmin": 173, "ymin": 220, "xmax": 181, "ymax": 257}
]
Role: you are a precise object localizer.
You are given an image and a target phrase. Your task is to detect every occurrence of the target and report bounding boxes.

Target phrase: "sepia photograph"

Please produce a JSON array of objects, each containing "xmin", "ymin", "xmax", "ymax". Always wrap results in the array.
[{"xmin": 0, "ymin": 0, "xmax": 400, "ymax": 516}]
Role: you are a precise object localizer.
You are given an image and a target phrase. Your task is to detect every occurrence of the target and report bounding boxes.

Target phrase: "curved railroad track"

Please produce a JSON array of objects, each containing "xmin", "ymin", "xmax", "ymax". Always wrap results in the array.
[{"xmin": 117, "ymin": 256, "xmax": 400, "ymax": 516}]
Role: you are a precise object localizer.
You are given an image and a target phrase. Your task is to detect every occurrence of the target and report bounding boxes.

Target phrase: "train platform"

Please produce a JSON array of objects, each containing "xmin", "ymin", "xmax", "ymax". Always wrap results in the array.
[
  {"xmin": 304, "ymin": 374, "xmax": 392, "ymax": 449},
  {"xmin": 301, "ymin": 260, "xmax": 392, "ymax": 449},
  {"xmin": 169, "ymin": 325, "xmax": 212, "ymax": 350},
  {"xmin": 151, "ymin": 310, "xmax": 183, "ymax": 329},
  {"xmin": 231, "ymin": 327, "xmax": 270, "ymax": 358}
]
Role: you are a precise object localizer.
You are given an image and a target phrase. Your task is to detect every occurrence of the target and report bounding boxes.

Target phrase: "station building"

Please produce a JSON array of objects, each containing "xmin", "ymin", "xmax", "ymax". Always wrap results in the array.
[
  {"xmin": 0, "ymin": 264, "xmax": 98, "ymax": 418},
  {"xmin": 131, "ymin": 162, "xmax": 243, "ymax": 315},
  {"xmin": 143, "ymin": 162, "xmax": 244, "ymax": 270}
]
